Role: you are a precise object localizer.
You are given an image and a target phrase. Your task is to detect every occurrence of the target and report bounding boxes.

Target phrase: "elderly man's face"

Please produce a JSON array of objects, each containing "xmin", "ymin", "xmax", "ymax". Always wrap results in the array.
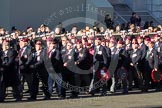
[
  {"xmin": 117, "ymin": 43, "xmax": 123, "ymax": 48},
  {"xmin": 49, "ymin": 42, "xmax": 56, "ymax": 50},
  {"xmin": 101, "ymin": 42, "xmax": 105, "ymax": 46},
  {"xmin": 76, "ymin": 43, "xmax": 82, "ymax": 49},
  {"xmin": 55, "ymin": 28, "xmax": 61, "ymax": 35},
  {"xmin": 132, "ymin": 43, "xmax": 138, "ymax": 49},
  {"xmin": 154, "ymin": 37, "xmax": 159, "ymax": 42},
  {"xmin": 109, "ymin": 41, "xmax": 115, "ymax": 48},
  {"xmin": 125, "ymin": 39, "xmax": 131, "ymax": 45},
  {"xmin": 95, "ymin": 40, "xmax": 100, "ymax": 46},
  {"xmin": 35, "ymin": 44, "xmax": 42, "ymax": 51},
  {"xmin": 40, "ymin": 27, "xmax": 45, "ymax": 32},
  {"xmin": 137, "ymin": 38, "xmax": 143, "ymax": 44},
  {"xmin": 61, "ymin": 38, "xmax": 67, "ymax": 46},
  {"xmin": 66, "ymin": 43, "xmax": 73, "ymax": 50},
  {"xmin": 19, "ymin": 41, "xmax": 26, "ymax": 48},
  {"xmin": 144, "ymin": 40, "xmax": 149, "ymax": 46},
  {"xmin": 148, "ymin": 42, "xmax": 154, "ymax": 48},
  {"xmin": 0, "ymin": 29, "xmax": 5, "ymax": 35}
]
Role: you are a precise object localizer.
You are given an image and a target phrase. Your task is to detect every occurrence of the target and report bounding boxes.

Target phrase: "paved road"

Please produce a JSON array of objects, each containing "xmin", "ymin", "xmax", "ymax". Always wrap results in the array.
[{"xmin": 1, "ymin": 89, "xmax": 162, "ymax": 108}]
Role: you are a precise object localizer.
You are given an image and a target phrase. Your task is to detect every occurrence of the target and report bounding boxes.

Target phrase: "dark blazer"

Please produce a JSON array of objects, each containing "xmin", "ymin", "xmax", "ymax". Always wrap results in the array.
[
  {"xmin": 62, "ymin": 49, "xmax": 75, "ymax": 72},
  {"xmin": 0, "ymin": 50, "xmax": 3, "ymax": 82},
  {"xmin": 144, "ymin": 48, "xmax": 159, "ymax": 69},
  {"xmin": 50, "ymin": 48, "xmax": 61, "ymax": 73},
  {"xmin": 130, "ymin": 49, "xmax": 142, "ymax": 71},
  {"xmin": 139, "ymin": 43, "xmax": 147, "ymax": 60},
  {"xmin": 130, "ymin": 49, "xmax": 142, "ymax": 65},
  {"xmin": 63, "ymin": 49, "xmax": 75, "ymax": 65},
  {"xmin": 60, "ymin": 45, "xmax": 67, "ymax": 69},
  {"xmin": 42, "ymin": 47, "xmax": 61, "ymax": 73},
  {"xmin": 94, "ymin": 45, "xmax": 108, "ymax": 71},
  {"xmin": 116, "ymin": 48, "xmax": 128, "ymax": 69},
  {"xmin": 158, "ymin": 42, "xmax": 162, "ymax": 64},
  {"xmin": 31, "ymin": 49, "xmax": 48, "ymax": 78},
  {"xmin": 10, "ymin": 38, "xmax": 20, "ymax": 51},
  {"xmin": 111, "ymin": 47, "xmax": 117, "ymax": 55},
  {"xmin": 75, "ymin": 48, "xmax": 92, "ymax": 70},
  {"xmin": 125, "ymin": 43, "xmax": 133, "ymax": 54},
  {"xmin": 31, "ymin": 49, "xmax": 44, "ymax": 68},
  {"xmin": 104, "ymin": 46, "xmax": 111, "ymax": 68},
  {"xmin": 60, "ymin": 45, "xmax": 67, "ymax": 58},
  {"xmin": 19, "ymin": 46, "xmax": 32, "ymax": 73},
  {"xmin": 1, "ymin": 48, "xmax": 20, "ymax": 86}
]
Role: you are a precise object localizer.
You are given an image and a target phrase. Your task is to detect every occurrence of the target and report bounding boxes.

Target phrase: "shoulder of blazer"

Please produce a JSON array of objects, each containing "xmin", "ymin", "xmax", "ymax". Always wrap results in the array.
[
  {"xmin": 137, "ymin": 48, "xmax": 141, "ymax": 52},
  {"xmin": 51, "ymin": 49, "xmax": 59, "ymax": 56},
  {"xmin": 25, "ymin": 46, "xmax": 31, "ymax": 52},
  {"xmin": 137, "ymin": 49, "xmax": 142, "ymax": 54},
  {"xmin": 99, "ymin": 45, "xmax": 103, "ymax": 50},
  {"xmin": 42, "ymin": 47, "xmax": 47, "ymax": 53},
  {"xmin": 99, "ymin": 45, "xmax": 106, "ymax": 52},
  {"xmin": 81, "ymin": 48, "xmax": 87, "ymax": 53},
  {"xmin": 70, "ymin": 49, "xmax": 75, "ymax": 55},
  {"xmin": 7, "ymin": 49, "xmax": 13, "ymax": 56},
  {"xmin": 152, "ymin": 48, "xmax": 158, "ymax": 54},
  {"xmin": 113, "ymin": 47, "xmax": 117, "ymax": 52}
]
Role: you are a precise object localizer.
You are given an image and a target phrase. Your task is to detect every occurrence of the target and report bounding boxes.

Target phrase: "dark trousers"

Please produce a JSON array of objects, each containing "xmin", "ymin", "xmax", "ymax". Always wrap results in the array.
[
  {"xmin": 20, "ymin": 73, "xmax": 33, "ymax": 95},
  {"xmin": 143, "ymin": 70, "xmax": 152, "ymax": 90},
  {"xmin": 111, "ymin": 69, "xmax": 128, "ymax": 93},
  {"xmin": 89, "ymin": 69, "xmax": 107, "ymax": 95},
  {"xmin": 61, "ymin": 70, "xmax": 75, "ymax": 97},
  {"xmin": 143, "ymin": 64, "xmax": 152, "ymax": 91},
  {"xmin": 75, "ymin": 74, "xmax": 91, "ymax": 88},
  {"xmin": 70, "ymin": 73, "xmax": 91, "ymax": 96},
  {"xmin": 129, "ymin": 66, "xmax": 143, "ymax": 90},
  {"xmin": 48, "ymin": 73, "xmax": 62, "ymax": 96},
  {"xmin": 0, "ymin": 82, "xmax": 21, "ymax": 101},
  {"xmin": 31, "ymin": 71, "xmax": 50, "ymax": 99}
]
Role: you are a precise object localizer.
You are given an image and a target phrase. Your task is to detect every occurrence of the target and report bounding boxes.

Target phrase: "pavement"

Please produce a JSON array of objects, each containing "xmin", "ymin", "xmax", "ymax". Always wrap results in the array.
[{"xmin": 1, "ymin": 89, "xmax": 162, "ymax": 108}]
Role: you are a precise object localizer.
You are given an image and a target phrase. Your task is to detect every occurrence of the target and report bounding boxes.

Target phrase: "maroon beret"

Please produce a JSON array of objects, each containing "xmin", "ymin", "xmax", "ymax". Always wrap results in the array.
[
  {"xmin": 76, "ymin": 40, "xmax": 82, "ymax": 44},
  {"xmin": 96, "ymin": 37, "xmax": 101, "ymax": 41},
  {"xmin": 105, "ymin": 39, "xmax": 110, "ymax": 42},
  {"xmin": 117, "ymin": 40, "xmax": 124, "ymax": 45},
  {"xmin": 125, "ymin": 37, "xmax": 131, "ymax": 40},
  {"xmin": 71, "ymin": 36, "xmax": 75, "ymax": 39},
  {"xmin": 137, "ymin": 36, "xmax": 143, "ymax": 39},
  {"xmin": 84, "ymin": 42, "xmax": 91, "ymax": 46},
  {"xmin": 149, "ymin": 41, "xmax": 154, "ymax": 44},
  {"xmin": 35, "ymin": 41, "xmax": 42, "ymax": 45},
  {"xmin": 88, "ymin": 37, "xmax": 93, "ymax": 40},
  {"xmin": 21, "ymin": 38, "xmax": 29, "ymax": 43},
  {"xmin": 144, "ymin": 38, "xmax": 151, "ymax": 41},
  {"xmin": 154, "ymin": 34, "xmax": 159, "ymax": 38},
  {"xmin": 101, "ymin": 39, "xmax": 106, "ymax": 43},
  {"xmin": 132, "ymin": 41, "xmax": 138, "ymax": 44},
  {"xmin": 46, "ymin": 37, "xmax": 53, "ymax": 42}
]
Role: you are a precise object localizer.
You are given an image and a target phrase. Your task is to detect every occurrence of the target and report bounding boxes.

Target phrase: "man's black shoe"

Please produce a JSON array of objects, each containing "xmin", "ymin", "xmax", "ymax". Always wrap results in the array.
[
  {"xmin": 27, "ymin": 97, "xmax": 36, "ymax": 101},
  {"xmin": 43, "ymin": 96, "xmax": 51, "ymax": 100}
]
